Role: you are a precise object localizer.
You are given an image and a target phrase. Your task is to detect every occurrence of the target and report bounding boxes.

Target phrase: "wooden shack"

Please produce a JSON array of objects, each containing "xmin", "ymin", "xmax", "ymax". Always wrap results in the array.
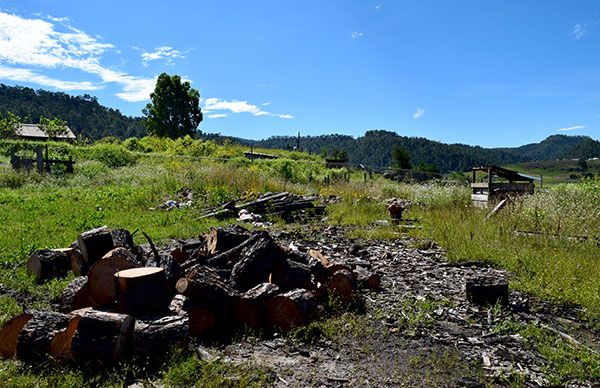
[
  {"xmin": 15, "ymin": 123, "xmax": 76, "ymax": 142},
  {"xmin": 471, "ymin": 166, "xmax": 537, "ymax": 207},
  {"xmin": 244, "ymin": 151, "xmax": 278, "ymax": 160}
]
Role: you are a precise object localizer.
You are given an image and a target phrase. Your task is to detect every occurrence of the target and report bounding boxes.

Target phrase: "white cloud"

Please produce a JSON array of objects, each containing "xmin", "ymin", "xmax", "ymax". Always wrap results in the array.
[
  {"xmin": 207, "ymin": 113, "xmax": 228, "ymax": 119},
  {"xmin": 351, "ymin": 31, "xmax": 364, "ymax": 39},
  {"xmin": 203, "ymin": 98, "xmax": 293, "ymax": 119},
  {"xmin": 0, "ymin": 11, "xmax": 155, "ymax": 101},
  {"xmin": 140, "ymin": 46, "xmax": 185, "ymax": 65},
  {"xmin": 0, "ymin": 65, "xmax": 101, "ymax": 90},
  {"xmin": 375, "ymin": 4, "xmax": 381, "ymax": 10},
  {"xmin": 262, "ymin": 102, "xmax": 271, "ymax": 106},
  {"xmin": 572, "ymin": 23, "xmax": 588, "ymax": 40},
  {"xmin": 412, "ymin": 107, "xmax": 425, "ymax": 119},
  {"xmin": 556, "ymin": 125, "xmax": 586, "ymax": 132}
]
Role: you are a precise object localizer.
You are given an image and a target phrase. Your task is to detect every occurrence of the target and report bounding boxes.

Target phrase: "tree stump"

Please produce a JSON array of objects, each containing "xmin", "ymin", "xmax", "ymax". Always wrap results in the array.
[
  {"xmin": 115, "ymin": 267, "xmax": 170, "ymax": 317},
  {"xmin": 69, "ymin": 308, "xmax": 135, "ymax": 366},
  {"xmin": 233, "ymin": 282, "xmax": 279, "ymax": 328},
  {"xmin": 0, "ymin": 313, "xmax": 33, "ymax": 359},
  {"xmin": 77, "ymin": 226, "xmax": 114, "ymax": 267},
  {"xmin": 230, "ymin": 233, "xmax": 287, "ymax": 292},
  {"xmin": 465, "ymin": 277, "xmax": 509, "ymax": 307},
  {"xmin": 57, "ymin": 276, "xmax": 97, "ymax": 313},
  {"xmin": 16, "ymin": 311, "xmax": 70, "ymax": 362},
  {"xmin": 327, "ymin": 269, "xmax": 355, "ymax": 304},
  {"xmin": 27, "ymin": 249, "xmax": 71, "ymax": 282},
  {"xmin": 133, "ymin": 315, "xmax": 188, "ymax": 356},
  {"xmin": 88, "ymin": 248, "xmax": 137, "ymax": 306},
  {"xmin": 266, "ymin": 289, "xmax": 317, "ymax": 331},
  {"xmin": 206, "ymin": 226, "xmax": 250, "ymax": 254}
]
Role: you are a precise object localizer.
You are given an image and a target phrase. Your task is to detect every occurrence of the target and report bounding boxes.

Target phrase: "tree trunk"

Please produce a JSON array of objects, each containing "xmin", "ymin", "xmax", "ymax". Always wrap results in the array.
[
  {"xmin": 69, "ymin": 308, "xmax": 135, "ymax": 366},
  {"xmin": 77, "ymin": 226, "xmax": 114, "ymax": 267},
  {"xmin": 232, "ymin": 282, "xmax": 279, "ymax": 329},
  {"xmin": 327, "ymin": 269, "xmax": 355, "ymax": 304},
  {"xmin": 115, "ymin": 267, "xmax": 170, "ymax": 317},
  {"xmin": 16, "ymin": 311, "xmax": 70, "ymax": 362},
  {"xmin": 0, "ymin": 313, "xmax": 33, "ymax": 359},
  {"xmin": 206, "ymin": 226, "xmax": 250, "ymax": 254},
  {"xmin": 57, "ymin": 276, "xmax": 98, "ymax": 313},
  {"xmin": 353, "ymin": 267, "xmax": 381, "ymax": 290},
  {"xmin": 230, "ymin": 233, "xmax": 287, "ymax": 292},
  {"xmin": 266, "ymin": 289, "xmax": 317, "ymax": 331},
  {"xmin": 133, "ymin": 315, "xmax": 188, "ymax": 356},
  {"xmin": 27, "ymin": 249, "xmax": 71, "ymax": 282},
  {"xmin": 88, "ymin": 248, "xmax": 137, "ymax": 306}
]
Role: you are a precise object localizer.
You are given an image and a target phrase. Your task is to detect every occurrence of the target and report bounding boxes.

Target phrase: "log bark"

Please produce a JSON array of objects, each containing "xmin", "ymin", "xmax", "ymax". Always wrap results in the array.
[
  {"xmin": 77, "ymin": 226, "xmax": 114, "ymax": 267},
  {"xmin": 115, "ymin": 267, "xmax": 170, "ymax": 317},
  {"xmin": 202, "ymin": 231, "xmax": 267, "ymax": 270},
  {"xmin": 266, "ymin": 289, "xmax": 317, "ymax": 331},
  {"xmin": 0, "ymin": 313, "xmax": 33, "ymax": 359},
  {"xmin": 353, "ymin": 267, "xmax": 381, "ymax": 290},
  {"xmin": 70, "ymin": 308, "xmax": 135, "ymax": 366},
  {"xmin": 206, "ymin": 225, "xmax": 250, "ymax": 254},
  {"xmin": 271, "ymin": 259, "xmax": 314, "ymax": 291},
  {"xmin": 327, "ymin": 269, "xmax": 355, "ymax": 304},
  {"xmin": 307, "ymin": 249, "xmax": 329, "ymax": 267},
  {"xmin": 188, "ymin": 307, "xmax": 216, "ymax": 337},
  {"xmin": 88, "ymin": 248, "xmax": 137, "ymax": 306},
  {"xmin": 67, "ymin": 248, "xmax": 87, "ymax": 276},
  {"xmin": 288, "ymin": 251, "xmax": 327, "ymax": 282},
  {"xmin": 232, "ymin": 283, "xmax": 279, "ymax": 329},
  {"xmin": 175, "ymin": 275, "xmax": 238, "ymax": 314},
  {"xmin": 50, "ymin": 316, "xmax": 79, "ymax": 361},
  {"xmin": 57, "ymin": 276, "xmax": 98, "ymax": 313},
  {"xmin": 465, "ymin": 277, "xmax": 509, "ymax": 307},
  {"xmin": 146, "ymin": 254, "xmax": 182, "ymax": 294},
  {"xmin": 133, "ymin": 315, "xmax": 188, "ymax": 355},
  {"xmin": 230, "ymin": 233, "xmax": 287, "ymax": 292},
  {"xmin": 16, "ymin": 311, "xmax": 70, "ymax": 362},
  {"xmin": 27, "ymin": 249, "xmax": 70, "ymax": 282},
  {"xmin": 110, "ymin": 228, "xmax": 134, "ymax": 250}
]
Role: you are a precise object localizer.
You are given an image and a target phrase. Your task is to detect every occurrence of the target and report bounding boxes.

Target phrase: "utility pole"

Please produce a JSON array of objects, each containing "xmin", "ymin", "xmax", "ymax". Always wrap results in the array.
[{"xmin": 297, "ymin": 132, "xmax": 300, "ymax": 151}]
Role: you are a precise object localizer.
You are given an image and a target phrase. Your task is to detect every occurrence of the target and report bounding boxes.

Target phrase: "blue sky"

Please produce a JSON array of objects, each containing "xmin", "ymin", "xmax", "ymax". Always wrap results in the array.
[{"xmin": 0, "ymin": 1, "xmax": 599, "ymax": 147}]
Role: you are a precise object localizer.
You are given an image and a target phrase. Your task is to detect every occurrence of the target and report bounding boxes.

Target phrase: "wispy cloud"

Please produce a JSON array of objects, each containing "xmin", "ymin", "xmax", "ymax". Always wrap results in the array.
[
  {"xmin": 351, "ymin": 31, "xmax": 364, "ymax": 39},
  {"xmin": 140, "ymin": 46, "xmax": 185, "ymax": 66},
  {"xmin": 207, "ymin": 113, "xmax": 228, "ymax": 119},
  {"xmin": 412, "ymin": 107, "xmax": 425, "ymax": 119},
  {"xmin": 262, "ymin": 102, "xmax": 271, "ymax": 106},
  {"xmin": 375, "ymin": 4, "xmax": 381, "ymax": 10},
  {"xmin": 571, "ymin": 23, "xmax": 588, "ymax": 40},
  {"xmin": 203, "ymin": 98, "xmax": 293, "ymax": 119},
  {"xmin": 0, "ymin": 11, "xmax": 155, "ymax": 101},
  {"xmin": 556, "ymin": 125, "xmax": 586, "ymax": 132}
]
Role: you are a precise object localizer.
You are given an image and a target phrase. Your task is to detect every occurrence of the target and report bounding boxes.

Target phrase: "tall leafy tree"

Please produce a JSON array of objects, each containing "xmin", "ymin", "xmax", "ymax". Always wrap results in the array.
[
  {"xmin": 0, "ymin": 111, "xmax": 20, "ymax": 139},
  {"xmin": 39, "ymin": 116, "xmax": 68, "ymax": 138},
  {"xmin": 390, "ymin": 144, "xmax": 411, "ymax": 170},
  {"xmin": 143, "ymin": 73, "xmax": 202, "ymax": 139}
]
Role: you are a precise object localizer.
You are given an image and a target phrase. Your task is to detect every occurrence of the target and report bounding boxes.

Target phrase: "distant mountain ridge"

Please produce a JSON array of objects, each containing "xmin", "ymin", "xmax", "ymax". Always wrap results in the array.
[{"xmin": 0, "ymin": 84, "xmax": 597, "ymax": 172}]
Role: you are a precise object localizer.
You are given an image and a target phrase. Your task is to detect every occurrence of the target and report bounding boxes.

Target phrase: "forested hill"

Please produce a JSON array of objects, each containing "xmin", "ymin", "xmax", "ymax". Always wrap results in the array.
[
  {"xmin": 0, "ymin": 84, "xmax": 146, "ymax": 140},
  {"xmin": 253, "ymin": 131, "xmax": 598, "ymax": 172}
]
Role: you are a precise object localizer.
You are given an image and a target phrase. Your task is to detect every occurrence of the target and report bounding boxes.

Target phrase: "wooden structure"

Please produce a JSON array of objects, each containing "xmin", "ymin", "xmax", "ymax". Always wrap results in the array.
[
  {"xmin": 15, "ymin": 123, "xmax": 76, "ymax": 142},
  {"xmin": 325, "ymin": 158, "xmax": 349, "ymax": 168},
  {"xmin": 10, "ymin": 145, "xmax": 74, "ymax": 174},
  {"xmin": 244, "ymin": 149, "xmax": 278, "ymax": 160},
  {"xmin": 471, "ymin": 166, "xmax": 537, "ymax": 207}
]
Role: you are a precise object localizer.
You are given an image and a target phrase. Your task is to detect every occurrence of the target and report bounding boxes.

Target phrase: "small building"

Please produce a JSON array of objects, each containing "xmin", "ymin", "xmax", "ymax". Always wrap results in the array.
[
  {"xmin": 471, "ymin": 166, "xmax": 539, "ymax": 207},
  {"xmin": 15, "ymin": 123, "xmax": 76, "ymax": 141},
  {"xmin": 244, "ymin": 151, "xmax": 278, "ymax": 160}
]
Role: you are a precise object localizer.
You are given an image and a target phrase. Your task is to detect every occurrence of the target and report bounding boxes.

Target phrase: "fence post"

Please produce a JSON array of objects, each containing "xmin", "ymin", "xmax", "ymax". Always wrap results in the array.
[{"xmin": 36, "ymin": 146, "xmax": 44, "ymax": 173}]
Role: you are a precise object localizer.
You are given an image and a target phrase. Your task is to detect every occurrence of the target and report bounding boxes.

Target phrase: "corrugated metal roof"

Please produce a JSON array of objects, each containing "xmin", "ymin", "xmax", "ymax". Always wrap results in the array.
[{"xmin": 15, "ymin": 123, "xmax": 76, "ymax": 140}]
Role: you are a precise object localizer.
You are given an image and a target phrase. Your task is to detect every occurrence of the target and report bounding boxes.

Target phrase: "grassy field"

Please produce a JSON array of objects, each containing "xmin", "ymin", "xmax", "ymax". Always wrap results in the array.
[
  {"xmin": 504, "ymin": 158, "xmax": 600, "ymax": 185},
  {"xmin": 0, "ymin": 137, "xmax": 599, "ymax": 385}
]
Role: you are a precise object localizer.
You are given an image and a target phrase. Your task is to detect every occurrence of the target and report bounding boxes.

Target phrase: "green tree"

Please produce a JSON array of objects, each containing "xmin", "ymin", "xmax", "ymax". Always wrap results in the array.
[
  {"xmin": 39, "ymin": 116, "xmax": 68, "ymax": 138},
  {"xmin": 577, "ymin": 157, "xmax": 588, "ymax": 171},
  {"xmin": 0, "ymin": 111, "xmax": 20, "ymax": 139},
  {"xmin": 142, "ymin": 73, "xmax": 202, "ymax": 139},
  {"xmin": 390, "ymin": 144, "xmax": 411, "ymax": 170}
]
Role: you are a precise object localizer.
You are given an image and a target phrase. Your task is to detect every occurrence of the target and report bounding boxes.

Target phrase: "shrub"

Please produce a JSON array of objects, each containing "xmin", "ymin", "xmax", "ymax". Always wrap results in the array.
[{"xmin": 83, "ymin": 144, "xmax": 138, "ymax": 168}]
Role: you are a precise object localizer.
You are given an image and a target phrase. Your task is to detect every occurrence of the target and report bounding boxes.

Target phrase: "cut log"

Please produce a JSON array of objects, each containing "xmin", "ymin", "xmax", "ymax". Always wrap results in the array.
[
  {"xmin": 0, "ymin": 313, "xmax": 33, "ymax": 359},
  {"xmin": 232, "ymin": 283, "xmax": 279, "ymax": 328},
  {"xmin": 327, "ymin": 269, "xmax": 355, "ymax": 304},
  {"xmin": 146, "ymin": 254, "xmax": 182, "ymax": 294},
  {"xmin": 326, "ymin": 262, "xmax": 353, "ymax": 276},
  {"xmin": 288, "ymin": 251, "xmax": 327, "ymax": 282},
  {"xmin": 16, "ymin": 311, "xmax": 70, "ymax": 362},
  {"xmin": 271, "ymin": 259, "xmax": 314, "ymax": 291},
  {"xmin": 67, "ymin": 247, "xmax": 87, "ymax": 276},
  {"xmin": 115, "ymin": 267, "xmax": 170, "ymax": 317},
  {"xmin": 266, "ymin": 289, "xmax": 317, "ymax": 331},
  {"xmin": 133, "ymin": 315, "xmax": 188, "ymax": 355},
  {"xmin": 57, "ymin": 276, "xmax": 97, "ymax": 313},
  {"xmin": 70, "ymin": 308, "xmax": 135, "ymax": 366},
  {"xmin": 465, "ymin": 277, "xmax": 509, "ymax": 307},
  {"xmin": 77, "ymin": 226, "xmax": 114, "ymax": 267},
  {"xmin": 202, "ymin": 231, "xmax": 266, "ymax": 270},
  {"xmin": 50, "ymin": 316, "xmax": 80, "ymax": 361},
  {"xmin": 230, "ymin": 233, "xmax": 287, "ymax": 292},
  {"xmin": 169, "ymin": 294, "xmax": 189, "ymax": 315},
  {"xmin": 110, "ymin": 228, "xmax": 135, "ymax": 250},
  {"xmin": 27, "ymin": 249, "xmax": 70, "ymax": 282},
  {"xmin": 175, "ymin": 275, "xmax": 238, "ymax": 314},
  {"xmin": 188, "ymin": 307, "xmax": 216, "ymax": 337},
  {"xmin": 307, "ymin": 249, "xmax": 329, "ymax": 267},
  {"xmin": 353, "ymin": 267, "xmax": 381, "ymax": 290},
  {"xmin": 206, "ymin": 225, "xmax": 250, "ymax": 254},
  {"xmin": 88, "ymin": 248, "xmax": 137, "ymax": 306}
]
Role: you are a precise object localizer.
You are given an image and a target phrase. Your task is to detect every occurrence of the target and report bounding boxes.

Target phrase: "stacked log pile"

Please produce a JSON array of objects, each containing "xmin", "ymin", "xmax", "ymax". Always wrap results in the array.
[{"xmin": 0, "ymin": 224, "xmax": 380, "ymax": 367}]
